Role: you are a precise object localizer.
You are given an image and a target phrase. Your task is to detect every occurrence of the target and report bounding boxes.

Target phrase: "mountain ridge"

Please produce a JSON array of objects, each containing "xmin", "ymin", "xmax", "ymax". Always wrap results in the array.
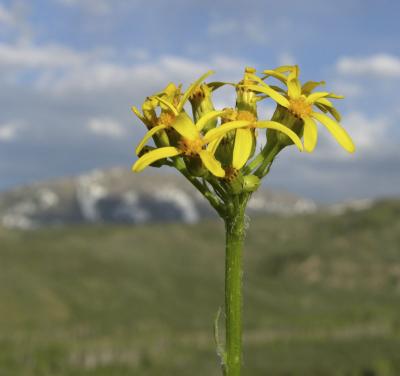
[{"xmin": 0, "ymin": 167, "xmax": 319, "ymax": 229}]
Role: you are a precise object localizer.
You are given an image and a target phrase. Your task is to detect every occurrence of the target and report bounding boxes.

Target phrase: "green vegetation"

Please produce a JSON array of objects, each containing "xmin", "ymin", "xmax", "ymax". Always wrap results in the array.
[{"xmin": 0, "ymin": 199, "xmax": 400, "ymax": 375}]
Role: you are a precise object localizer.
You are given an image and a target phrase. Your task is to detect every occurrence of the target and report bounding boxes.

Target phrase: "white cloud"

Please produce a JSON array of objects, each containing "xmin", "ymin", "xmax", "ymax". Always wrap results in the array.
[
  {"xmin": 87, "ymin": 117, "xmax": 125, "ymax": 138},
  {"xmin": 31, "ymin": 52, "xmax": 247, "ymax": 93},
  {"xmin": 331, "ymin": 80, "xmax": 362, "ymax": 97},
  {"xmin": 341, "ymin": 112, "xmax": 388, "ymax": 150},
  {"xmin": 57, "ymin": 0, "xmax": 112, "ymax": 14},
  {"xmin": 336, "ymin": 54, "xmax": 400, "ymax": 78},
  {"xmin": 128, "ymin": 48, "xmax": 149, "ymax": 61},
  {"xmin": 309, "ymin": 111, "xmax": 390, "ymax": 162},
  {"xmin": 207, "ymin": 18, "xmax": 269, "ymax": 45},
  {"xmin": 0, "ymin": 122, "xmax": 20, "ymax": 141},
  {"xmin": 0, "ymin": 42, "xmax": 90, "ymax": 68},
  {"xmin": 208, "ymin": 19, "xmax": 236, "ymax": 36},
  {"xmin": 0, "ymin": 39, "xmax": 250, "ymax": 94},
  {"xmin": 277, "ymin": 52, "xmax": 295, "ymax": 66},
  {"xmin": 0, "ymin": 4, "xmax": 15, "ymax": 26}
]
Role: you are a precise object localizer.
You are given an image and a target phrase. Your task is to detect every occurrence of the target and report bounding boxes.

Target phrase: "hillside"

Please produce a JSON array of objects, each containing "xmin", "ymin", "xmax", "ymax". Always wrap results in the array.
[
  {"xmin": 0, "ymin": 168, "xmax": 317, "ymax": 229},
  {"xmin": 0, "ymin": 199, "xmax": 399, "ymax": 375}
]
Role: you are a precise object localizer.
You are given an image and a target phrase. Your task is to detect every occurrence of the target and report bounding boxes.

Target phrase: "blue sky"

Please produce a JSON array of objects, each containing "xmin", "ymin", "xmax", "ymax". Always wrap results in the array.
[{"xmin": 0, "ymin": 0, "xmax": 399, "ymax": 202}]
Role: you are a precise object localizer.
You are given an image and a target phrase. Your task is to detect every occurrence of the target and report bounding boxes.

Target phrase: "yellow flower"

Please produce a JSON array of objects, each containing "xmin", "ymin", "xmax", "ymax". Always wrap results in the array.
[
  {"xmin": 131, "ymin": 96, "xmax": 159, "ymax": 129},
  {"xmin": 132, "ymin": 111, "xmax": 227, "ymax": 177},
  {"xmin": 204, "ymin": 110, "xmax": 303, "ymax": 170},
  {"xmin": 244, "ymin": 67, "xmax": 355, "ymax": 153},
  {"xmin": 131, "ymin": 71, "xmax": 215, "ymax": 145},
  {"xmin": 132, "ymin": 70, "xmax": 234, "ymax": 177}
]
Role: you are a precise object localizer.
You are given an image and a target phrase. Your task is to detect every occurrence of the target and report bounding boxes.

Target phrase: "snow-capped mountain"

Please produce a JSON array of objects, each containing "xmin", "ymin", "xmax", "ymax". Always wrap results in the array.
[{"xmin": 0, "ymin": 168, "xmax": 317, "ymax": 230}]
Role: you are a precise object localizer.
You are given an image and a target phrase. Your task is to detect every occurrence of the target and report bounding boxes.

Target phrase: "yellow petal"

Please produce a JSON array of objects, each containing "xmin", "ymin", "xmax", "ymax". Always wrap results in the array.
[
  {"xmin": 153, "ymin": 96, "xmax": 179, "ymax": 115},
  {"xmin": 326, "ymin": 93, "xmax": 344, "ymax": 99},
  {"xmin": 315, "ymin": 97, "xmax": 334, "ymax": 108},
  {"xmin": 327, "ymin": 106, "xmax": 341, "ymax": 122},
  {"xmin": 178, "ymin": 70, "xmax": 214, "ymax": 112},
  {"xmin": 207, "ymin": 135, "xmax": 224, "ymax": 154},
  {"xmin": 270, "ymin": 85, "xmax": 287, "ymax": 94},
  {"xmin": 208, "ymin": 81, "xmax": 235, "ymax": 91},
  {"xmin": 261, "ymin": 70, "xmax": 288, "ymax": 84},
  {"xmin": 287, "ymin": 78, "xmax": 301, "ymax": 99},
  {"xmin": 255, "ymin": 121, "xmax": 303, "ymax": 151},
  {"xmin": 132, "ymin": 147, "xmax": 181, "ymax": 172},
  {"xmin": 246, "ymin": 73, "xmax": 290, "ymax": 107},
  {"xmin": 135, "ymin": 124, "xmax": 167, "ymax": 155},
  {"xmin": 311, "ymin": 112, "xmax": 355, "ymax": 153},
  {"xmin": 305, "ymin": 92, "xmax": 331, "ymax": 104},
  {"xmin": 172, "ymin": 112, "xmax": 200, "ymax": 140},
  {"xmin": 315, "ymin": 98, "xmax": 342, "ymax": 122},
  {"xmin": 196, "ymin": 110, "xmax": 225, "ymax": 131},
  {"xmin": 232, "ymin": 128, "xmax": 254, "ymax": 170},
  {"xmin": 199, "ymin": 150, "xmax": 225, "ymax": 177},
  {"xmin": 315, "ymin": 103, "xmax": 328, "ymax": 114},
  {"xmin": 203, "ymin": 120, "xmax": 251, "ymax": 143},
  {"xmin": 245, "ymin": 84, "xmax": 290, "ymax": 108},
  {"xmin": 131, "ymin": 106, "xmax": 145, "ymax": 122},
  {"xmin": 301, "ymin": 81, "xmax": 325, "ymax": 94},
  {"xmin": 287, "ymin": 65, "xmax": 299, "ymax": 81},
  {"xmin": 274, "ymin": 65, "xmax": 295, "ymax": 73},
  {"xmin": 303, "ymin": 116, "xmax": 318, "ymax": 152}
]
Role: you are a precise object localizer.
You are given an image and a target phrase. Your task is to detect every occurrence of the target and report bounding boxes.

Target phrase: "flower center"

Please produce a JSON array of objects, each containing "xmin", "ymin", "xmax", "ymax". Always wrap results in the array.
[
  {"xmin": 189, "ymin": 86, "xmax": 205, "ymax": 102},
  {"xmin": 236, "ymin": 110, "xmax": 257, "ymax": 123},
  {"xmin": 158, "ymin": 112, "xmax": 176, "ymax": 128},
  {"xmin": 236, "ymin": 110, "xmax": 257, "ymax": 128},
  {"xmin": 224, "ymin": 166, "xmax": 239, "ymax": 182},
  {"xmin": 179, "ymin": 138, "xmax": 203, "ymax": 157},
  {"xmin": 288, "ymin": 97, "xmax": 312, "ymax": 119}
]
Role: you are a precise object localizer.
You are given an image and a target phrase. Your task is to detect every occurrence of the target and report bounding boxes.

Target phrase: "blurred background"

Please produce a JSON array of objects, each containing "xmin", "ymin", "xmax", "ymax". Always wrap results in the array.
[{"xmin": 0, "ymin": 0, "xmax": 400, "ymax": 375}]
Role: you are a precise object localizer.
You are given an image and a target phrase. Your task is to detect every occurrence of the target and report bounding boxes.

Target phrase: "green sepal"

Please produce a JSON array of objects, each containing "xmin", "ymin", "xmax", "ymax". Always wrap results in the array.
[
  {"xmin": 215, "ymin": 131, "xmax": 235, "ymax": 166},
  {"xmin": 225, "ymin": 169, "xmax": 244, "ymax": 195},
  {"xmin": 184, "ymin": 156, "xmax": 208, "ymax": 177},
  {"xmin": 243, "ymin": 174, "xmax": 260, "ymax": 192},
  {"xmin": 266, "ymin": 105, "xmax": 303, "ymax": 149},
  {"xmin": 189, "ymin": 84, "xmax": 218, "ymax": 131},
  {"xmin": 153, "ymin": 129, "xmax": 170, "ymax": 148},
  {"xmin": 236, "ymin": 88, "xmax": 259, "ymax": 116}
]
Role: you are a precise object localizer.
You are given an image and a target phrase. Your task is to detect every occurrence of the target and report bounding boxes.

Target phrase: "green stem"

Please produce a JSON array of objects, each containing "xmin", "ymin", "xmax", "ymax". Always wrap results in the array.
[
  {"xmin": 254, "ymin": 143, "xmax": 281, "ymax": 178},
  {"xmin": 224, "ymin": 204, "xmax": 246, "ymax": 376},
  {"xmin": 173, "ymin": 159, "xmax": 223, "ymax": 215}
]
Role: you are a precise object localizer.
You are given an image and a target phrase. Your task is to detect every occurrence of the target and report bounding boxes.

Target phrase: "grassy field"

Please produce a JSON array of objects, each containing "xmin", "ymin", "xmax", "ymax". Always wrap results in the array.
[{"xmin": 0, "ymin": 199, "xmax": 400, "ymax": 375}]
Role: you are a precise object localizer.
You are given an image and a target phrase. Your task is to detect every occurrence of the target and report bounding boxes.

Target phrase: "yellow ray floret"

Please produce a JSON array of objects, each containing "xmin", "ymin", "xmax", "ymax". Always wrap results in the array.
[
  {"xmin": 133, "ymin": 111, "xmax": 232, "ymax": 177},
  {"xmin": 244, "ymin": 72, "xmax": 355, "ymax": 153},
  {"xmin": 204, "ymin": 114, "xmax": 303, "ymax": 170}
]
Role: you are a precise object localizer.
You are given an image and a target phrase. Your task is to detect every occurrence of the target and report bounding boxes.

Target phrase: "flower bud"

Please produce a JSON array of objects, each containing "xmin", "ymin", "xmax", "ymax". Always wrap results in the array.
[
  {"xmin": 243, "ymin": 174, "xmax": 260, "ymax": 192},
  {"xmin": 142, "ymin": 97, "xmax": 158, "ymax": 127},
  {"xmin": 189, "ymin": 84, "xmax": 217, "ymax": 132},
  {"xmin": 224, "ymin": 167, "xmax": 244, "ymax": 195},
  {"xmin": 161, "ymin": 83, "xmax": 182, "ymax": 109},
  {"xmin": 215, "ymin": 132, "xmax": 235, "ymax": 166},
  {"xmin": 236, "ymin": 67, "xmax": 259, "ymax": 116}
]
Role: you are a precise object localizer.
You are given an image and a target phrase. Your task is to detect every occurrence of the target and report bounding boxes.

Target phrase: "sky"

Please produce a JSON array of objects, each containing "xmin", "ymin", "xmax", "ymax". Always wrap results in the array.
[{"xmin": 0, "ymin": 0, "xmax": 399, "ymax": 202}]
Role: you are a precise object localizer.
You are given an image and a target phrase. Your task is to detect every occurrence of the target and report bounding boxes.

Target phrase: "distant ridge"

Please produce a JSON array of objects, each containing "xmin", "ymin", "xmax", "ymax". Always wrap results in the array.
[{"xmin": 0, "ymin": 168, "xmax": 320, "ymax": 229}]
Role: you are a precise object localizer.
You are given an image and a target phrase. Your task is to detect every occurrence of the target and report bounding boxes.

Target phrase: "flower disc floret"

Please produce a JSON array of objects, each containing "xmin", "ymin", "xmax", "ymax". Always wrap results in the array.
[
  {"xmin": 224, "ymin": 166, "xmax": 240, "ymax": 182},
  {"xmin": 288, "ymin": 97, "xmax": 312, "ymax": 119},
  {"xmin": 158, "ymin": 112, "xmax": 176, "ymax": 127},
  {"xmin": 236, "ymin": 110, "xmax": 257, "ymax": 123},
  {"xmin": 242, "ymin": 71, "xmax": 355, "ymax": 153},
  {"xmin": 179, "ymin": 138, "xmax": 204, "ymax": 157}
]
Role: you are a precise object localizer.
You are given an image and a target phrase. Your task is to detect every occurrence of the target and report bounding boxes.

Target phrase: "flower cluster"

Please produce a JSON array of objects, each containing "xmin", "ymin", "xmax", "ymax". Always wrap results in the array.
[{"xmin": 131, "ymin": 66, "xmax": 354, "ymax": 213}]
